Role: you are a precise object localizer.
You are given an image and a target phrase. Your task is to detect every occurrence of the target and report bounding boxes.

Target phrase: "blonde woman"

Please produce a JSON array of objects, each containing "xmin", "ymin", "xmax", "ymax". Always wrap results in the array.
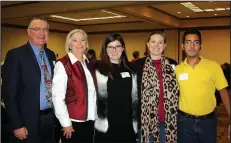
[{"xmin": 52, "ymin": 29, "xmax": 97, "ymax": 143}]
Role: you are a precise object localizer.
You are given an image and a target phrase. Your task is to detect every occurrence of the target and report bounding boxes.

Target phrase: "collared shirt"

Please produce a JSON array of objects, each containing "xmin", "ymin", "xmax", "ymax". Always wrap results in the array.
[
  {"xmin": 175, "ymin": 57, "xmax": 228, "ymax": 115},
  {"xmin": 52, "ymin": 52, "xmax": 97, "ymax": 127},
  {"xmin": 30, "ymin": 41, "xmax": 52, "ymax": 110}
]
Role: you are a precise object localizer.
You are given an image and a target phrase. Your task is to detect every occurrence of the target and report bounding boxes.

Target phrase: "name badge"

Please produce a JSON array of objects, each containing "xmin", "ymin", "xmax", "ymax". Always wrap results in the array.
[
  {"xmin": 179, "ymin": 73, "xmax": 188, "ymax": 80},
  {"xmin": 120, "ymin": 72, "xmax": 130, "ymax": 78}
]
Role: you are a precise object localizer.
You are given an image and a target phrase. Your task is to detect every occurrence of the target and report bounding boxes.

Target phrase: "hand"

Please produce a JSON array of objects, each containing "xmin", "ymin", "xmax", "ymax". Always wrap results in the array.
[
  {"xmin": 13, "ymin": 127, "xmax": 28, "ymax": 140},
  {"xmin": 228, "ymin": 124, "xmax": 230, "ymax": 140},
  {"xmin": 62, "ymin": 126, "xmax": 74, "ymax": 139}
]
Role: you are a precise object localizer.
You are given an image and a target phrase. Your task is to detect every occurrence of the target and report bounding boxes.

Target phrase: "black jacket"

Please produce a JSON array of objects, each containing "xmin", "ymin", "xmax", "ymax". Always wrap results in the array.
[{"xmin": 2, "ymin": 42, "xmax": 56, "ymax": 143}]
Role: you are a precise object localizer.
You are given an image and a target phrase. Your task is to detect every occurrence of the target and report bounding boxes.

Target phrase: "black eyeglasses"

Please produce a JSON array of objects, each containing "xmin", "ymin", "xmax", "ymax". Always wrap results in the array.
[{"xmin": 106, "ymin": 45, "xmax": 123, "ymax": 51}]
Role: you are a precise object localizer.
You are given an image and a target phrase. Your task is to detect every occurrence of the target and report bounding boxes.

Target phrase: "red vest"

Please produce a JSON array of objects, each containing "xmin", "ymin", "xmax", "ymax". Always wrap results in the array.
[{"xmin": 59, "ymin": 55, "xmax": 97, "ymax": 120}]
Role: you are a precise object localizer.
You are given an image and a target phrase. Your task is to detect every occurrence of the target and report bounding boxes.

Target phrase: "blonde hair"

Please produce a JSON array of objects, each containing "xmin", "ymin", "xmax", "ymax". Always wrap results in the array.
[{"xmin": 65, "ymin": 29, "xmax": 89, "ymax": 53}]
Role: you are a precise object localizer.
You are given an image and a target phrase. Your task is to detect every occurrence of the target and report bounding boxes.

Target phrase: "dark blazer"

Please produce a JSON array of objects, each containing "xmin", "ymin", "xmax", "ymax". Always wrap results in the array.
[
  {"xmin": 2, "ymin": 42, "xmax": 56, "ymax": 143},
  {"xmin": 131, "ymin": 56, "xmax": 178, "ymax": 129}
]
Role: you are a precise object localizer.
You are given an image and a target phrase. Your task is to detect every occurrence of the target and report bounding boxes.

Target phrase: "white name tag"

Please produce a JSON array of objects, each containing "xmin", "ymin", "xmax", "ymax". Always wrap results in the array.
[
  {"xmin": 179, "ymin": 73, "xmax": 188, "ymax": 80},
  {"xmin": 120, "ymin": 72, "xmax": 130, "ymax": 78}
]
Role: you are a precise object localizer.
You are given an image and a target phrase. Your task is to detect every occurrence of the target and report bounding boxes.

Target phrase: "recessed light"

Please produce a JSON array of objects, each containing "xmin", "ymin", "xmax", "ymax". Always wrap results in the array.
[
  {"xmin": 186, "ymin": 16, "xmax": 190, "ymax": 18},
  {"xmin": 214, "ymin": 14, "xmax": 217, "ymax": 16},
  {"xmin": 177, "ymin": 12, "xmax": 181, "ymax": 14}
]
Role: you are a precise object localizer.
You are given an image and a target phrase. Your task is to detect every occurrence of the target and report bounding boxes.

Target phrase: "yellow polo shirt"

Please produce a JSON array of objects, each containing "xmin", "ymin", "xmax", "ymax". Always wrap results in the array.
[{"xmin": 175, "ymin": 57, "xmax": 228, "ymax": 115}]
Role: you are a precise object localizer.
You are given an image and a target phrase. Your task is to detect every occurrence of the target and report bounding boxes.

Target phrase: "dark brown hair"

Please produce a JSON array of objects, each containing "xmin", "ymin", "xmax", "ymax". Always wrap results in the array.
[{"xmin": 98, "ymin": 33, "xmax": 133, "ymax": 76}]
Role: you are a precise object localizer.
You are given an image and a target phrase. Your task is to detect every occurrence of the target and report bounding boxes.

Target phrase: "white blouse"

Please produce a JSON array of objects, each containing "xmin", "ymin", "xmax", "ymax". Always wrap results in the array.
[{"xmin": 52, "ymin": 52, "xmax": 97, "ymax": 127}]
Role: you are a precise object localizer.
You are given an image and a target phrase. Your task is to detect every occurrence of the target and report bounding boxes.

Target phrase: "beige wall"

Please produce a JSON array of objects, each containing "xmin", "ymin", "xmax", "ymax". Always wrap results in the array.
[
  {"xmin": 179, "ymin": 29, "xmax": 230, "ymax": 64},
  {"xmin": 1, "ymin": 28, "xmax": 179, "ymax": 62},
  {"xmin": 164, "ymin": 30, "xmax": 179, "ymax": 61},
  {"xmin": 1, "ymin": 27, "xmax": 67, "ymax": 61},
  {"xmin": 89, "ymin": 33, "xmax": 149, "ymax": 60},
  {"xmin": 1, "ymin": 27, "xmax": 229, "ymax": 65}
]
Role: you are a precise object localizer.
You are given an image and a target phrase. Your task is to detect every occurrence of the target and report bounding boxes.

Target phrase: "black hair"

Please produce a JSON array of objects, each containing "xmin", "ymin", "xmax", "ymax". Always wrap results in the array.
[
  {"xmin": 182, "ymin": 28, "xmax": 202, "ymax": 44},
  {"xmin": 87, "ymin": 49, "xmax": 96, "ymax": 59},
  {"xmin": 132, "ymin": 51, "xmax": 140, "ymax": 58}
]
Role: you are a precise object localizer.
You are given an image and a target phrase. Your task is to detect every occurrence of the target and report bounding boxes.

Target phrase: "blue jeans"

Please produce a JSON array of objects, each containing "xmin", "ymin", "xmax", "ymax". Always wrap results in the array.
[
  {"xmin": 177, "ymin": 111, "xmax": 217, "ymax": 143},
  {"xmin": 149, "ymin": 122, "xmax": 165, "ymax": 143},
  {"xmin": 138, "ymin": 121, "xmax": 165, "ymax": 143}
]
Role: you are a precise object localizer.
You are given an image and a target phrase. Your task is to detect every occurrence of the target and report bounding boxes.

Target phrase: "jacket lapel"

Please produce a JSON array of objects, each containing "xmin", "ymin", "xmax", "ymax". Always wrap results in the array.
[{"xmin": 26, "ymin": 42, "xmax": 41, "ymax": 76}]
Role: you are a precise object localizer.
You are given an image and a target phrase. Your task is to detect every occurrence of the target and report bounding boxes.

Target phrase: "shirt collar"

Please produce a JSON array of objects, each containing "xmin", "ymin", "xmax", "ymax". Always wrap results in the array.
[
  {"xmin": 183, "ymin": 56, "xmax": 204, "ymax": 65},
  {"xmin": 29, "ymin": 41, "xmax": 44, "ymax": 56},
  {"xmin": 68, "ymin": 52, "xmax": 89, "ymax": 65}
]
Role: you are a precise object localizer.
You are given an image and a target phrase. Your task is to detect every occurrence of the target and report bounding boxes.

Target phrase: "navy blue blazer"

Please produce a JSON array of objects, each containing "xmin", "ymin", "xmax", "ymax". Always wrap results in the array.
[{"xmin": 2, "ymin": 41, "xmax": 56, "ymax": 142}]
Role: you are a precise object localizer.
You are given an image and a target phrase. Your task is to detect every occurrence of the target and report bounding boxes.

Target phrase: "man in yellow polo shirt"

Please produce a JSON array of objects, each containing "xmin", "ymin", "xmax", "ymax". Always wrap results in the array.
[{"xmin": 175, "ymin": 28, "xmax": 230, "ymax": 143}]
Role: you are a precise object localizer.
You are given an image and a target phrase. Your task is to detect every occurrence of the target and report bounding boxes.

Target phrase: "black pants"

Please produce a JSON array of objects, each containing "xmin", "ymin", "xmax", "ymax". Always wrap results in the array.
[
  {"xmin": 61, "ymin": 121, "xmax": 94, "ymax": 143},
  {"xmin": 9, "ymin": 109, "xmax": 56, "ymax": 143},
  {"xmin": 39, "ymin": 109, "xmax": 56, "ymax": 143},
  {"xmin": 54, "ymin": 117, "xmax": 62, "ymax": 143}
]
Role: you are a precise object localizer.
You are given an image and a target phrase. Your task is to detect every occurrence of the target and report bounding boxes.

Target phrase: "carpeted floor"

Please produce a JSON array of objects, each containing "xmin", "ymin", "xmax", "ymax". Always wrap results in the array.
[{"xmin": 216, "ymin": 104, "xmax": 230, "ymax": 143}]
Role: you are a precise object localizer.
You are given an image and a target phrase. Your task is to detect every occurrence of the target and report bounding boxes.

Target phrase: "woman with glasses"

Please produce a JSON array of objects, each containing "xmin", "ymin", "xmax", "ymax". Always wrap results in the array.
[
  {"xmin": 132, "ymin": 31, "xmax": 179, "ymax": 143},
  {"xmin": 94, "ymin": 33, "xmax": 138, "ymax": 143}
]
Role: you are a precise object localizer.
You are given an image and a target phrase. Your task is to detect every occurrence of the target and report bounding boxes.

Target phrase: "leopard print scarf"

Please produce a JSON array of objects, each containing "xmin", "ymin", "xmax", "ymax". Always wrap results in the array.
[{"xmin": 141, "ymin": 55, "xmax": 179, "ymax": 143}]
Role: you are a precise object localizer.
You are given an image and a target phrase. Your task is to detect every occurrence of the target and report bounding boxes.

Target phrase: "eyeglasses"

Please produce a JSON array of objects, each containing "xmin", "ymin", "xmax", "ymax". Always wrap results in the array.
[
  {"xmin": 29, "ymin": 27, "xmax": 49, "ymax": 33},
  {"xmin": 184, "ymin": 40, "xmax": 201, "ymax": 47},
  {"xmin": 107, "ymin": 45, "xmax": 123, "ymax": 51}
]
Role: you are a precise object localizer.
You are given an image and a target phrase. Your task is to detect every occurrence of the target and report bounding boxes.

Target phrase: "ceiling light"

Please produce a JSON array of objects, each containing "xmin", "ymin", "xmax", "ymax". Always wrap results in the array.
[
  {"xmin": 226, "ymin": 8, "xmax": 230, "ymax": 10},
  {"xmin": 181, "ymin": 2, "xmax": 204, "ymax": 13},
  {"xmin": 50, "ymin": 15, "xmax": 81, "ymax": 21},
  {"xmin": 193, "ymin": 9, "xmax": 204, "ymax": 12},
  {"xmin": 50, "ymin": 15, "xmax": 126, "ymax": 22},
  {"xmin": 214, "ymin": 14, "xmax": 217, "ymax": 16},
  {"xmin": 190, "ymin": 6, "xmax": 199, "ymax": 9},
  {"xmin": 204, "ymin": 9, "xmax": 215, "ymax": 12},
  {"xmin": 186, "ymin": 16, "xmax": 190, "ymax": 18},
  {"xmin": 101, "ymin": 10, "xmax": 121, "ymax": 16},
  {"xmin": 50, "ymin": 10, "xmax": 126, "ymax": 22},
  {"xmin": 215, "ymin": 8, "xmax": 226, "ymax": 11},
  {"xmin": 177, "ymin": 12, "xmax": 181, "ymax": 14},
  {"xmin": 181, "ymin": 2, "xmax": 193, "ymax": 6}
]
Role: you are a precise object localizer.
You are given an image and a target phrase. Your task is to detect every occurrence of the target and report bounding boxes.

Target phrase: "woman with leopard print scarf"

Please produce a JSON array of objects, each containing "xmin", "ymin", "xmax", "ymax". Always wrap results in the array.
[{"xmin": 132, "ymin": 31, "xmax": 179, "ymax": 143}]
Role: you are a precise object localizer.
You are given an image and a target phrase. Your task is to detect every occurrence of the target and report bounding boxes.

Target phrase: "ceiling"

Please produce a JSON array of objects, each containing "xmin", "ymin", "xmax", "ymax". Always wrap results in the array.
[{"xmin": 1, "ymin": 1, "xmax": 230, "ymax": 33}]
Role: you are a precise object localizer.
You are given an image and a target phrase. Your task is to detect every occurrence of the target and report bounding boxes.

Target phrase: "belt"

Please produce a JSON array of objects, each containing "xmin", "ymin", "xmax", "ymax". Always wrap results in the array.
[
  {"xmin": 40, "ymin": 108, "xmax": 53, "ymax": 115},
  {"xmin": 178, "ymin": 110, "xmax": 215, "ymax": 119}
]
